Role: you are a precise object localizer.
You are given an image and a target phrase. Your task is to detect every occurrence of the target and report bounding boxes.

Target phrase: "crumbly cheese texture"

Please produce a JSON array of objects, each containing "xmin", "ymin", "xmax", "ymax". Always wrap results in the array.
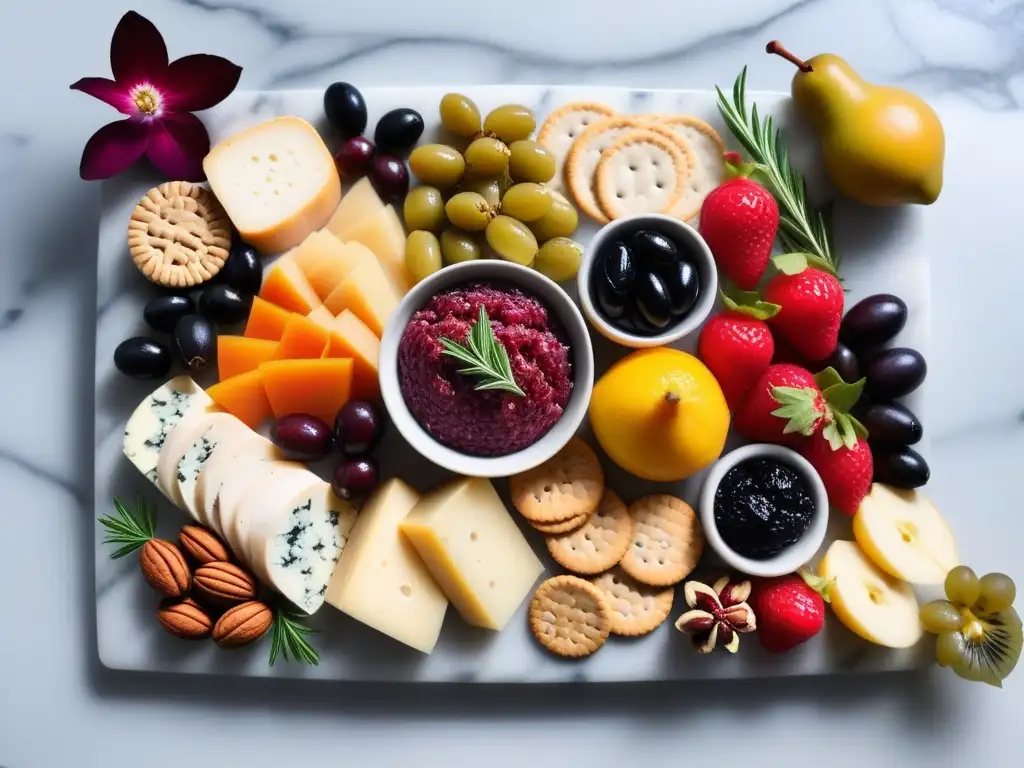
[
  {"xmin": 204, "ymin": 116, "xmax": 341, "ymax": 255},
  {"xmin": 325, "ymin": 478, "xmax": 448, "ymax": 653},
  {"xmin": 401, "ymin": 477, "xmax": 544, "ymax": 630},
  {"xmin": 123, "ymin": 376, "xmax": 213, "ymax": 485},
  {"xmin": 228, "ymin": 461, "xmax": 312, "ymax": 564},
  {"xmin": 173, "ymin": 414, "xmax": 251, "ymax": 522}
]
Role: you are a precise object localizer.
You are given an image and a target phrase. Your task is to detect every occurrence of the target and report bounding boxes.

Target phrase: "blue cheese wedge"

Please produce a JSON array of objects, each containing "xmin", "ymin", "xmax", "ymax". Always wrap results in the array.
[
  {"xmin": 196, "ymin": 436, "xmax": 280, "ymax": 533},
  {"xmin": 123, "ymin": 376, "xmax": 214, "ymax": 484},
  {"xmin": 227, "ymin": 461, "xmax": 314, "ymax": 564},
  {"xmin": 173, "ymin": 414, "xmax": 251, "ymax": 521},
  {"xmin": 156, "ymin": 411, "xmax": 233, "ymax": 508}
]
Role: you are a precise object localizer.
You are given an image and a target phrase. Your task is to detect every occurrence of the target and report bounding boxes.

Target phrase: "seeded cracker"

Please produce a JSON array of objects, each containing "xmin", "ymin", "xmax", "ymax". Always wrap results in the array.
[
  {"xmin": 657, "ymin": 115, "xmax": 727, "ymax": 222},
  {"xmin": 545, "ymin": 489, "xmax": 633, "ymax": 575},
  {"xmin": 565, "ymin": 115, "xmax": 649, "ymax": 223},
  {"xmin": 509, "ymin": 437, "xmax": 605, "ymax": 524},
  {"xmin": 529, "ymin": 575, "xmax": 612, "ymax": 658},
  {"xmin": 620, "ymin": 494, "xmax": 704, "ymax": 587},
  {"xmin": 594, "ymin": 128, "xmax": 690, "ymax": 220},
  {"xmin": 537, "ymin": 101, "xmax": 616, "ymax": 193},
  {"xmin": 590, "ymin": 566, "xmax": 675, "ymax": 637}
]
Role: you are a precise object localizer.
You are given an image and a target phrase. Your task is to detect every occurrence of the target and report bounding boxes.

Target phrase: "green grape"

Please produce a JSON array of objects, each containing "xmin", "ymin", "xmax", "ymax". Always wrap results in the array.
[
  {"xmin": 919, "ymin": 600, "xmax": 963, "ymax": 634},
  {"xmin": 440, "ymin": 227, "xmax": 482, "ymax": 264},
  {"xmin": 458, "ymin": 175, "xmax": 503, "ymax": 209},
  {"xmin": 508, "ymin": 140, "xmax": 556, "ymax": 183},
  {"xmin": 409, "ymin": 144, "xmax": 466, "ymax": 188},
  {"xmin": 485, "ymin": 215, "xmax": 538, "ymax": 266},
  {"xmin": 405, "ymin": 231, "xmax": 442, "ymax": 283},
  {"xmin": 445, "ymin": 191, "xmax": 494, "ymax": 231},
  {"xmin": 439, "ymin": 92, "xmax": 481, "ymax": 137},
  {"xmin": 403, "ymin": 186, "xmax": 446, "ymax": 232},
  {"xmin": 533, "ymin": 237, "xmax": 583, "ymax": 282},
  {"xmin": 935, "ymin": 630, "xmax": 963, "ymax": 668},
  {"xmin": 483, "ymin": 104, "xmax": 536, "ymax": 143},
  {"xmin": 464, "ymin": 137, "xmax": 511, "ymax": 175},
  {"xmin": 975, "ymin": 573, "xmax": 1016, "ymax": 615},
  {"xmin": 499, "ymin": 183, "xmax": 552, "ymax": 222},
  {"xmin": 530, "ymin": 190, "xmax": 579, "ymax": 240},
  {"xmin": 945, "ymin": 566, "xmax": 981, "ymax": 607}
]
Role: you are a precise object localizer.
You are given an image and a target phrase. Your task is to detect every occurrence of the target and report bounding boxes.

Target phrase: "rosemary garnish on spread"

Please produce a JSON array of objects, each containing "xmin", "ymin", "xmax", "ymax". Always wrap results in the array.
[{"xmin": 440, "ymin": 305, "xmax": 525, "ymax": 397}]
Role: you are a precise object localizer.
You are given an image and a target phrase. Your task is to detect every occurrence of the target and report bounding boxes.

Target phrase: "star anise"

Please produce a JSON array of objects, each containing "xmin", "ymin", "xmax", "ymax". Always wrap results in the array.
[{"xmin": 674, "ymin": 576, "xmax": 757, "ymax": 653}]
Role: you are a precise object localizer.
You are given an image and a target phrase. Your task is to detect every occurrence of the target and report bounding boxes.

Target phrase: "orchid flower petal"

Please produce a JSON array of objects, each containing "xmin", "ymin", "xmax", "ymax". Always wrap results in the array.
[
  {"xmin": 70, "ymin": 77, "xmax": 134, "ymax": 115},
  {"xmin": 145, "ymin": 112, "xmax": 210, "ymax": 182},
  {"xmin": 161, "ymin": 54, "xmax": 242, "ymax": 112},
  {"xmin": 110, "ymin": 11, "xmax": 168, "ymax": 87},
  {"xmin": 79, "ymin": 120, "xmax": 150, "ymax": 180}
]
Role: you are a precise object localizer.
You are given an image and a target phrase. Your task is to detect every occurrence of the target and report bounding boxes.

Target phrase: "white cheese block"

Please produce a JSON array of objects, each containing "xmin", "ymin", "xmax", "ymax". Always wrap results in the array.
[
  {"xmin": 248, "ymin": 480, "xmax": 357, "ymax": 614},
  {"xmin": 123, "ymin": 376, "xmax": 214, "ymax": 485},
  {"xmin": 325, "ymin": 478, "xmax": 448, "ymax": 653},
  {"xmin": 203, "ymin": 116, "xmax": 342, "ymax": 255},
  {"xmin": 227, "ymin": 461, "xmax": 314, "ymax": 565},
  {"xmin": 194, "ymin": 434, "xmax": 276, "ymax": 531},
  {"xmin": 156, "ymin": 411, "xmax": 234, "ymax": 508},
  {"xmin": 206, "ymin": 439, "xmax": 284, "ymax": 543},
  {"xmin": 173, "ymin": 414, "xmax": 252, "ymax": 522}
]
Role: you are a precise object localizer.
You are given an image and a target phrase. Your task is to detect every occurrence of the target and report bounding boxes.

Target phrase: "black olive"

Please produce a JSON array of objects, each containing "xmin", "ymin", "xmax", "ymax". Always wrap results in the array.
[
  {"xmin": 622, "ymin": 296, "xmax": 661, "ymax": 336},
  {"xmin": 219, "ymin": 242, "xmax": 263, "ymax": 295},
  {"xmin": 199, "ymin": 284, "xmax": 252, "ymax": 326},
  {"xmin": 839, "ymin": 293, "xmax": 908, "ymax": 353},
  {"xmin": 635, "ymin": 271, "xmax": 672, "ymax": 329},
  {"xmin": 173, "ymin": 314, "xmax": 217, "ymax": 370},
  {"xmin": 863, "ymin": 347, "xmax": 927, "ymax": 401},
  {"xmin": 661, "ymin": 259, "xmax": 700, "ymax": 317},
  {"xmin": 113, "ymin": 337, "xmax": 172, "ymax": 379},
  {"xmin": 143, "ymin": 294, "xmax": 195, "ymax": 334},
  {"xmin": 871, "ymin": 446, "xmax": 930, "ymax": 488},
  {"xmin": 323, "ymin": 82, "xmax": 368, "ymax": 140},
  {"xmin": 374, "ymin": 108, "xmax": 425, "ymax": 155},
  {"xmin": 822, "ymin": 343, "xmax": 860, "ymax": 384},
  {"xmin": 601, "ymin": 242, "xmax": 635, "ymax": 294},
  {"xmin": 859, "ymin": 402, "xmax": 923, "ymax": 446},
  {"xmin": 629, "ymin": 229, "xmax": 678, "ymax": 269}
]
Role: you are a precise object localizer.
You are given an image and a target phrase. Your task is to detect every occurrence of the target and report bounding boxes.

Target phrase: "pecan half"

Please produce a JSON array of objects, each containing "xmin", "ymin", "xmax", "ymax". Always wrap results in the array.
[
  {"xmin": 194, "ymin": 562, "xmax": 257, "ymax": 604},
  {"xmin": 179, "ymin": 524, "xmax": 231, "ymax": 565},
  {"xmin": 158, "ymin": 597, "xmax": 212, "ymax": 640},
  {"xmin": 213, "ymin": 601, "xmax": 273, "ymax": 649},
  {"xmin": 140, "ymin": 539, "xmax": 191, "ymax": 598}
]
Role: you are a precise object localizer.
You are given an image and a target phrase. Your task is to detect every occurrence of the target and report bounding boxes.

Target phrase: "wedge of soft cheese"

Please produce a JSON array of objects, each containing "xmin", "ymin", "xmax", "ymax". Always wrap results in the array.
[
  {"xmin": 291, "ymin": 230, "xmax": 375, "ymax": 300},
  {"xmin": 204, "ymin": 117, "xmax": 341, "ymax": 255},
  {"xmin": 341, "ymin": 204, "xmax": 411, "ymax": 294},
  {"xmin": 322, "ymin": 258, "xmax": 399, "ymax": 334},
  {"xmin": 325, "ymin": 176, "xmax": 385, "ymax": 240},
  {"xmin": 325, "ymin": 478, "xmax": 448, "ymax": 653},
  {"xmin": 401, "ymin": 477, "xmax": 544, "ymax": 630}
]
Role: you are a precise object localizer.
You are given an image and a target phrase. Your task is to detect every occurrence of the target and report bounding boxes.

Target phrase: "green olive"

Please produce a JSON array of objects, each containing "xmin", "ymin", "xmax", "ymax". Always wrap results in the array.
[
  {"xmin": 464, "ymin": 137, "xmax": 511, "ymax": 176},
  {"xmin": 445, "ymin": 191, "xmax": 494, "ymax": 232},
  {"xmin": 409, "ymin": 144, "xmax": 466, "ymax": 188},
  {"xmin": 458, "ymin": 175, "xmax": 503, "ymax": 209},
  {"xmin": 508, "ymin": 140, "xmax": 556, "ymax": 183},
  {"xmin": 529, "ymin": 190, "xmax": 578, "ymax": 240},
  {"xmin": 499, "ymin": 183, "xmax": 552, "ymax": 222},
  {"xmin": 405, "ymin": 231, "xmax": 443, "ymax": 283},
  {"xmin": 533, "ymin": 237, "xmax": 583, "ymax": 282},
  {"xmin": 403, "ymin": 186, "xmax": 446, "ymax": 232},
  {"xmin": 485, "ymin": 215, "xmax": 538, "ymax": 266},
  {"xmin": 439, "ymin": 92, "xmax": 481, "ymax": 137},
  {"xmin": 440, "ymin": 227, "xmax": 483, "ymax": 264},
  {"xmin": 483, "ymin": 104, "xmax": 536, "ymax": 143}
]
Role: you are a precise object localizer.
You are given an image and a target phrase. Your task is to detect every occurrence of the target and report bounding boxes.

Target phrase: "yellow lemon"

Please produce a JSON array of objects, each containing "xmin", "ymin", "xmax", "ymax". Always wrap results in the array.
[{"xmin": 589, "ymin": 348, "xmax": 729, "ymax": 482}]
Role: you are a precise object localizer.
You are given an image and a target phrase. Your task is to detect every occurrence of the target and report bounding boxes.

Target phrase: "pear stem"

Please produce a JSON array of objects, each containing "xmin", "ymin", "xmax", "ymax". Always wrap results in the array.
[
  {"xmin": 664, "ymin": 391, "xmax": 681, "ymax": 404},
  {"xmin": 766, "ymin": 40, "xmax": 812, "ymax": 73}
]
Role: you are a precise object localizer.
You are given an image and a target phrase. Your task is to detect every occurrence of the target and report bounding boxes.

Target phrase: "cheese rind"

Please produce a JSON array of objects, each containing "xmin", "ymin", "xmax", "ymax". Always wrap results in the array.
[
  {"xmin": 173, "ymin": 414, "xmax": 251, "ymax": 521},
  {"xmin": 401, "ymin": 477, "xmax": 544, "ymax": 630},
  {"xmin": 325, "ymin": 177, "xmax": 384, "ymax": 240},
  {"xmin": 325, "ymin": 478, "xmax": 448, "ymax": 653}
]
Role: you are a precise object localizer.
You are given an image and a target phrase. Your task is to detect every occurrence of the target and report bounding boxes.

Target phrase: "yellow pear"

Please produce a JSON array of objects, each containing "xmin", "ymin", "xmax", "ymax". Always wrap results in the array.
[{"xmin": 767, "ymin": 41, "xmax": 945, "ymax": 206}]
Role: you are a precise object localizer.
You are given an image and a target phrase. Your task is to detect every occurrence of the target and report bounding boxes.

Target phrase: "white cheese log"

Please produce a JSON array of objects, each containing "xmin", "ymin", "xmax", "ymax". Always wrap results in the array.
[
  {"xmin": 195, "ymin": 435, "xmax": 279, "ymax": 533},
  {"xmin": 156, "ymin": 411, "xmax": 235, "ymax": 508},
  {"xmin": 210, "ymin": 442, "xmax": 286, "ymax": 547},
  {"xmin": 173, "ymin": 414, "xmax": 252, "ymax": 521},
  {"xmin": 226, "ymin": 461, "xmax": 313, "ymax": 564}
]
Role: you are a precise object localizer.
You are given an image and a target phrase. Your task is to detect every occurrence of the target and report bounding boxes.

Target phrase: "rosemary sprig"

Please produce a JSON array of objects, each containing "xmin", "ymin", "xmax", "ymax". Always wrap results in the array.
[
  {"xmin": 99, "ymin": 496, "xmax": 156, "ymax": 559},
  {"xmin": 269, "ymin": 609, "xmax": 321, "ymax": 667},
  {"xmin": 440, "ymin": 306, "xmax": 525, "ymax": 397},
  {"xmin": 716, "ymin": 67, "xmax": 838, "ymax": 271}
]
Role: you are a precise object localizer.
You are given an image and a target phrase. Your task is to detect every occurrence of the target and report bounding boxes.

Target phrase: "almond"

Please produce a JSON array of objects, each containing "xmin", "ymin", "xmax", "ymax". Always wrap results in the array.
[
  {"xmin": 213, "ymin": 601, "xmax": 273, "ymax": 648},
  {"xmin": 158, "ymin": 597, "xmax": 212, "ymax": 640},
  {"xmin": 140, "ymin": 539, "xmax": 191, "ymax": 598},
  {"xmin": 194, "ymin": 561, "xmax": 258, "ymax": 604},
  {"xmin": 179, "ymin": 524, "xmax": 232, "ymax": 565}
]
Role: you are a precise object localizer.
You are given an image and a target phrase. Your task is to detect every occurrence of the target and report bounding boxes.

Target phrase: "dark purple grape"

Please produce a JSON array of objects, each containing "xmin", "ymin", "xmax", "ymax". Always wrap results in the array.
[
  {"xmin": 324, "ymin": 82, "xmax": 367, "ymax": 139},
  {"xmin": 635, "ymin": 270, "xmax": 672, "ymax": 329},
  {"xmin": 629, "ymin": 229, "xmax": 678, "ymax": 268},
  {"xmin": 374, "ymin": 108, "xmax": 425, "ymax": 155},
  {"xmin": 863, "ymin": 347, "xmax": 927, "ymax": 401},
  {"xmin": 219, "ymin": 242, "xmax": 262, "ymax": 296},
  {"xmin": 334, "ymin": 136, "xmax": 375, "ymax": 177},
  {"xmin": 370, "ymin": 154, "xmax": 409, "ymax": 202},
  {"xmin": 822, "ymin": 343, "xmax": 860, "ymax": 384},
  {"xmin": 333, "ymin": 400, "xmax": 385, "ymax": 457},
  {"xmin": 114, "ymin": 337, "xmax": 171, "ymax": 379},
  {"xmin": 858, "ymin": 402, "xmax": 923, "ymax": 446},
  {"xmin": 871, "ymin": 446, "xmax": 930, "ymax": 488},
  {"xmin": 143, "ymin": 294, "xmax": 194, "ymax": 334},
  {"xmin": 839, "ymin": 294, "xmax": 907, "ymax": 353},
  {"xmin": 271, "ymin": 414, "xmax": 334, "ymax": 461},
  {"xmin": 173, "ymin": 315, "xmax": 216, "ymax": 370},
  {"xmin": 332, "ymin": 457, "xmax": 379, "ymax": 500},
  {"xmin": 661, "ymin": 259, "xmax": 700, "ymax": 318}
]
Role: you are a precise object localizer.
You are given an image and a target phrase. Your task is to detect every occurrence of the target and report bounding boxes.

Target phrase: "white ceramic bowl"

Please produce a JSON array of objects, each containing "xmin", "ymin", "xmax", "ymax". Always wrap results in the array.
[
  {"xmin": 699, "ymin": 444, "xmax": 829, "ymax": 578},
  {"xmin": 379, "ymin": 260, "xmax": 594, "ymax": 478},
  {"xmin": 577, "ymin": 213, "xmax": 718, "ymax": 348}
]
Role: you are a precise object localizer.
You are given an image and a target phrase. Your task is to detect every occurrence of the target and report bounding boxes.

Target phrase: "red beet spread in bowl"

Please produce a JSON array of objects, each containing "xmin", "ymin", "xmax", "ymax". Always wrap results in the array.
[{"xmin": 398, "ymin": 282, "xmax": 573, "ymax": 457}]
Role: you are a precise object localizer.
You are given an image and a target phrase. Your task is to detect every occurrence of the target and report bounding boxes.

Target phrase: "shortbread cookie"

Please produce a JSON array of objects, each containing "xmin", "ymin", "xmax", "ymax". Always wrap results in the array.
[
  {"xmin": 595, "ymin": 129, "xmax": 688, "ymax": 220},
  {"xmin": 510, "ymin": 437, "xmax": 604, "ymax": 524},
  {"xmin": 128, "ymin": 181, "xmax": 232, "ymax": 288},
  {"xmin": 620, "ymin": 494, "xmax": 704, "ymax": 587},
  {"xmin": 590, "ymin": 566, "xmax": 674, "ymax": 637},
  {"xmin": 546, "ymin": 490, "xmax": 632, "ymax": 575},
  {"xmin": 537, "ymin": 102, "xmax": 616, "ymax": 193},
  {"xmin": 658, "ymin": 115, "xmax": 727, "ymax": 221},
  {"xmin": 531, "ymin": 512, "xmax": 591, "ymax": 536},
  {"xmin": 565, "ymin": 115, "xmax": 649, "ymax": 223},
  {"xmin": 529, "ymin": 575, "xmax": 612, "ymax": 658}
]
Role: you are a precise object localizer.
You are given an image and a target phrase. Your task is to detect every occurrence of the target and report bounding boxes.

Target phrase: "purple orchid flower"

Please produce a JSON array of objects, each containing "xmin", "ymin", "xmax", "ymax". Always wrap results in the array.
[{"xmin": 70, "ymin": 11, "xmax": 242, "ymax": 181}]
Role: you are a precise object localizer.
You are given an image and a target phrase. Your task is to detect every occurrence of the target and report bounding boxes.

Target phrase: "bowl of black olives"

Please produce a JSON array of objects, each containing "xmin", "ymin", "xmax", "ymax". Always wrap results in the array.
[{"xmin": 577, "ymin": 214, "xmax": 717, "ymax": 348}]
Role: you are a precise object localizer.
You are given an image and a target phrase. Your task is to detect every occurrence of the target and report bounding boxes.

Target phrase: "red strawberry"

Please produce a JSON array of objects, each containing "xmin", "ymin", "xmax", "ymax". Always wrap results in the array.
[
  {"xmin": 699, "ymin": 161, "xmax": 779, "ymax": 290},
  {"xmin": 802, "ymin": 431, "xmax": 874, "ymax": 515},
  {"xmin": 698, "ymin": 293, "xmax": 778, "ymax": 410},
  {"xmin": 733, "ymin": 363, "xmax": 826, "ymax": 446},
  {"xmin": 752, "ymin": 570, "xmax": 830, "ymax": 654},
  {"xmin": 763, "ymin": 261, "xmax": 843, "ymax": 361}
]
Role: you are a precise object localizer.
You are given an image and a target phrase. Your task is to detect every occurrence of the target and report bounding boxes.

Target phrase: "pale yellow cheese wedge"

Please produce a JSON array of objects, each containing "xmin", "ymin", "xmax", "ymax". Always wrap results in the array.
[
  {"xmin": 326, "ymin": 176, "xmax": 385, "ymax": 240},
  {"xmin": 322, "ymin": 258, "xmax": 400, "ymax": 335},
  {"xmin": 291, "ymin": 230, "xmax": 377, "ymax": 300},
  {"xmin": 342, "ymin": 204, "xmax": 412, "ymax": 295}
]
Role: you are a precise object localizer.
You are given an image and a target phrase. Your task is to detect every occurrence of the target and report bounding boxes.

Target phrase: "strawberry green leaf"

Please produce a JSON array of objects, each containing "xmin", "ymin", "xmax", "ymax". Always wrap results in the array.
[
  {"xmin": 772, "ymin": 252, "xmax": 811, "ymax": 275},
  {"xmin": 770, "ymin": 386, "xmax": 825, "ymax": 436},
  {"xmin": 822, "ymin": 378, "xmax": 865, "ymax": 415},
  {"xmin": 849, "ymin": 414, "xmax": 869, "ymax": 440},
  {"xmin": 720, "ymin": 289, "xmax": 780, "ymax": 320},
  {"xmin": 813, "ymin": 366, "xmax": 845, "ymax": 391},
  {"xmin": 803, "ymin": 253, "xmax": 841, "ymax": 279},
  {"xmin": 798, "ymin": 568, "xmax": 833, "ymax": 604}
]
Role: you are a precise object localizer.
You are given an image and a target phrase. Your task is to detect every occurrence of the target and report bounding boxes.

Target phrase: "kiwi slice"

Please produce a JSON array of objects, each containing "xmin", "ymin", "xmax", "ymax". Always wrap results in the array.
[{"xmin": 937, "ymin": 607, "xmax": 1022, "ymax": 688}]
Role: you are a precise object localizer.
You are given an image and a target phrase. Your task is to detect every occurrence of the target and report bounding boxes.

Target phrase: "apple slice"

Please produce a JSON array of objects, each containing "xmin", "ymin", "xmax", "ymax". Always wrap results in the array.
[
  {"xmin": 819, "ymin": 540, "xmax": 923, "ymax": 649},
  {"xmin": 852, "ymin": 484, "xmax": 957, "ymax": 585}
]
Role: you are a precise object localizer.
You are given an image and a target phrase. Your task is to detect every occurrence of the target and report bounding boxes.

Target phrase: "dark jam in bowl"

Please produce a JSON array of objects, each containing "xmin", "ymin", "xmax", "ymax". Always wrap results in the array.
[
  {"xmin": 713, "ymin": 458, "xmax": 815, "ymax": 560},
  {"xmin": 398, "ymin": 282, "xmax": 573, "ymax": 457}
]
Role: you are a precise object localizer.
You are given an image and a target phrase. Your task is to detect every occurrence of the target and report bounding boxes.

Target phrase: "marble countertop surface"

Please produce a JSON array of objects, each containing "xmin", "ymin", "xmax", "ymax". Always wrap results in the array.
[{"xmin": 2, "ymin": 0, "xmax": 1023, "ymax": 765}]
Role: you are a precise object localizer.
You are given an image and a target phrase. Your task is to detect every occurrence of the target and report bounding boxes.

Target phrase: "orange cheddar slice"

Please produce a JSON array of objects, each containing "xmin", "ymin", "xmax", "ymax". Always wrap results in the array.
[
  {"xmin": 291, "ymin": 230, "xmax": 374, "ymax": 300},
  {"xmin": 259, "ymin": 358, "xmax": 354, "ymax": 424},
  {"xmin": 217, "ymin": 336, "xmax": 278, "ymax": 380},
  {"xmin": 322, "ymin": 259, "xmax": 399, "ymax": 335},
  {"xmin": 326, "ymin": 177, "xmax": 385, "ymax": 240},
  {"xmin": 244, "ymin": 297, "xmax": 293, "ymax": 341},
  {"xmin": 307, "ymin": 308, "xmax": 381, "ymax": 400},
  {"xmin": 274, "ymin": 313, "xmax": 331, "ymax": 360},
  {"xmin": 342, "ymin": 204, "xmax": 411, "ymax": 295},
  {"xmin": 207, "ymin": 370, "xmax": 274, "ymax": 428},
  {"xmin": 259, "ymin": 254, "xmax": 322, "ymax": 314}
]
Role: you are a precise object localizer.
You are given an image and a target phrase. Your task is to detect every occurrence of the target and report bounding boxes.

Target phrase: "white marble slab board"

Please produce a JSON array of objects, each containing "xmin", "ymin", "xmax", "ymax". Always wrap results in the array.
[{"xmin": 94, "ymin": 86, "xmax": 933, "ymax": 682}]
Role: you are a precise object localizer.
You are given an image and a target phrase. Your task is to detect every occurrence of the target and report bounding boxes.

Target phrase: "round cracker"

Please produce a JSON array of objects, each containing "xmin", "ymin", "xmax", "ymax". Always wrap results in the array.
[
  {"xmin": 509, "ymin": 437, "xmax": 604, "ymax": 524},
  {"xmin": 594, "ymin": 128, "xmax": 688, "ymax": 220},
  {"xmin": 529, "ymin": 575, "xmax": 612, "ymax": 658},
  {"xmin": 620, "ymin": 494, "xmax": 704, "ymax": 587},
  {"xmin": 537, "ymin": 102, "xmax": 616, "ymax": 193},
  {"xmin": 564, "ymin": 115, "xmax": 650, "ymax": 224},
  {"xmin": 531, "ymin": 512, "xmax": 591, "ymax": 536},
  {"xmin": 658, "ymin": 115, "xmax": 727, "ymax": 222},
  {"xmin": 545, "ymin": 489, "xmax": 632, "ymax": 575},
  {"xmin": 590, "ymin": 566, "xmax": 675, "ymax": 637}
]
